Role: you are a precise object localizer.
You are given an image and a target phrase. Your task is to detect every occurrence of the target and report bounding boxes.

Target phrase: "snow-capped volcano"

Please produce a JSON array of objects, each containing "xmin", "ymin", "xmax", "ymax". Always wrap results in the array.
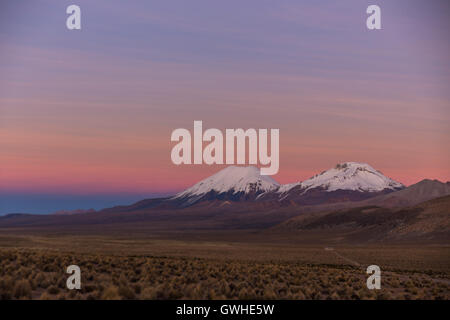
[
  {"xmin": 279, "ymin": 162, "xmax": 404, "ymax": 194},
  {"xmin": 172, "ymin": 166, "xmax": 279, "ymax": 205},
  {"xmin": 171, "ymin": 162, "xmax": 404, "ymax": 207}
]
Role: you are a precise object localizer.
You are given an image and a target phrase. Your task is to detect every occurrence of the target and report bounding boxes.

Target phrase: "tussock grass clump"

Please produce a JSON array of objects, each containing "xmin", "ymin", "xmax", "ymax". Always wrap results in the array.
[{"xmin": 13, "ymin": 279, "xmax": 32, "ymax": 299}]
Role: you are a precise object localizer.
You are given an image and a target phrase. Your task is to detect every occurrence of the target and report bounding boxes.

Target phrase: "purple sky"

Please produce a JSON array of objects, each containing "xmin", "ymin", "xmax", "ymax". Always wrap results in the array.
[{"xmin": 1, "ymin": 0, "xmax": 449, "ymax": 213}]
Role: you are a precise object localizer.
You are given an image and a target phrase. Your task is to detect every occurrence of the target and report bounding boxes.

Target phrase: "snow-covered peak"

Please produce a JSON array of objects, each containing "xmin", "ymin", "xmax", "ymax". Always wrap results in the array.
[
  {"xmin": 298, "ymin": 162, "xmax": 404, "ymax": 192},
  {"xmin": 173, "ymin": 166, "xmax": 280, "ymax": 199},
  {"xmin": 172, "ymin": 163, "xmax": 404, "ymax": 206}
]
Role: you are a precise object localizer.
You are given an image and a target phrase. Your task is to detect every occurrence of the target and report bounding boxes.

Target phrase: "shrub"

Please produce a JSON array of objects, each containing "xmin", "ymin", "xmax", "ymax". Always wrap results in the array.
[
  {"xmin": 118, "ymin": 285, "xmax": 136, "ymax": 300},
  {"xmin": 40, "ymin": 292, "xmax": 52, "ymax": 300},
  {"xmin": 47, "ymin": 285, "xmax": 60, "ymax": 295},
  {"xmin": 13, "ymin": 280, "xmax": 32, "ymax": 299},
  {"xmin": 140, "ymin": 287, "xmax": 156, "ymax": 300},
  {"xmin": 102, "ymin": 285, "xmax": 121, "ymax": 300}
]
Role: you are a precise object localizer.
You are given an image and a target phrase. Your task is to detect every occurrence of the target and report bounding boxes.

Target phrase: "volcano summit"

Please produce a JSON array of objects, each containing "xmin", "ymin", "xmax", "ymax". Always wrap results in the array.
[{"xmin": 171, "ymin": 162, "xmax": 405, "ymax": 206}]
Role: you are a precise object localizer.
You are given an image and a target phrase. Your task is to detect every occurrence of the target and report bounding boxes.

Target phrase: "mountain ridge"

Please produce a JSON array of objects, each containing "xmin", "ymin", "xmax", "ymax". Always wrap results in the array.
[
  {"xmin": 270, "ymin": 195, "xmax": 450, "ymax": 242},
  {"xmin": 0, "ymin": 170, "xmax": 448, "ymax": 243},
  {"xmin": 171, "ymin": 162, "xmax": 405, "ymax": 207}
]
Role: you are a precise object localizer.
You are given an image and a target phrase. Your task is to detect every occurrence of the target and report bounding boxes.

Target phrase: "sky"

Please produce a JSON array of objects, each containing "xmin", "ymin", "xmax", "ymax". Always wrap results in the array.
[{"xmin": 1, "ymin": 0, "xmax": 449, "ymax": 214}]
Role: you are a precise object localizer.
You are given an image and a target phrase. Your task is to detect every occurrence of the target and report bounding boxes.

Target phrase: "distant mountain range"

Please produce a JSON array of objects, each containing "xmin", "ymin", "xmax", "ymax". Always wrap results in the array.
[
  {"xmin": 52, "ymin": 208, "xmax": 96, "ymax": 216},
  {"xmin": 171, "ymin": 162, "xmax": 405, "ymax": 207},
  {"xmin": 0, "ymin": 162, "xmax": 449, "ymax": 243}
]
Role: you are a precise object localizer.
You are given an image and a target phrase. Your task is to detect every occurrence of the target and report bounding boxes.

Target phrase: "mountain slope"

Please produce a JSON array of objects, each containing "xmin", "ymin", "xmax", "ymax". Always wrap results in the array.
[
  {"xmin": 172, "ymin": 166, "xmax": 280, "ymax": 206},
  {"xmin": 301, "ymin": 162, "xmax": 403, "ymax": 192},
  {"xmin": 112, "ymin": 163, "xmax": 406, "ymax": 208},
  {"xmin": 0, "ymin": 166, "xmax": 448, "ymax": 243},
  {"xmin": 362, "ymin": 179, "xmax": 450, "ymax": 208},
  {"xmin": 279, "ymin": 162, "xmax": 403, "ymax": 194},
  {"xmin": 272, "ymin": 195, "xmax": 450, "ymax": 242},
  {"xmin": 274, "ymin": 162, "xmax": 404, "ymax": 205}
]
